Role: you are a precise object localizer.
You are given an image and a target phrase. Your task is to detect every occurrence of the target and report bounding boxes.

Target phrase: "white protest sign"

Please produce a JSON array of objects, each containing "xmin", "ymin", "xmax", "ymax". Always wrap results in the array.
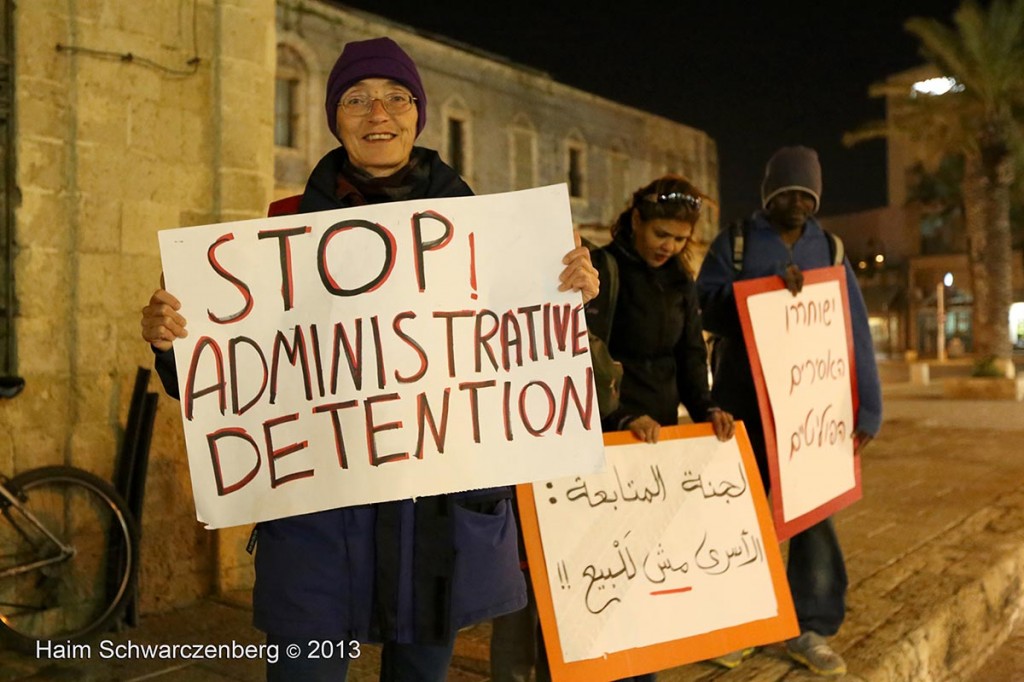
[
  {"xmin": 158, "ymin": 184, "xmax": 606, "ymax": 529},
  {"xmin": 744, "ymin": 277, "xmax": 856, "ymax": 522},
  {"xmin": 531, "ymin": 430, "xmax": 780, "ymax": 664}
]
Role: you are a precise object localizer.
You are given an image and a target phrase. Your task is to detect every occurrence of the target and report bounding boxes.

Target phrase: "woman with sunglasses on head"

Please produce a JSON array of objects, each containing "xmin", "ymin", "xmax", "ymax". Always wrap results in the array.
[
  {"xmin": 140, "ymin": 36, "xmax": 598, "ymax": 682},
  {"xmin": 587, "ymin": 175, "xmax": 734, "ymax": 448},
  {"xmin": 489, "ymin": 176, "xmax": 734, "ymax": 682}
]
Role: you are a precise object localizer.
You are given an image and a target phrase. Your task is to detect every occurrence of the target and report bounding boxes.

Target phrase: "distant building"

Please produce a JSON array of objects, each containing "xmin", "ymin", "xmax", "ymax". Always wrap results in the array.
[
  {"xmin": 0, "ymin": 0, "xmax": 720, "ymax": 615},
  {"xmin": 822, "ymin": 65, "xmax": 1024, "ymax": 359},
  {"xmin": 274, "ymin": 2, "xmax": 721, "ymax": 247},
  {"xmin": 819, "ymin": 206, "xmax": 914, "ymax": 358}
]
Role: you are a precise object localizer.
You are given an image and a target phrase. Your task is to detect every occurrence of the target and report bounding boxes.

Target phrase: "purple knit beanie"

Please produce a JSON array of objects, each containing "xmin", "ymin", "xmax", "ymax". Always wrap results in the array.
[
  {"xmin": 761, "ymin": 146, "xmax": 823, "ymax": 213},
  {"xmin": 325, "ymin": 37, "xmax": 427, "ymax": 140}
]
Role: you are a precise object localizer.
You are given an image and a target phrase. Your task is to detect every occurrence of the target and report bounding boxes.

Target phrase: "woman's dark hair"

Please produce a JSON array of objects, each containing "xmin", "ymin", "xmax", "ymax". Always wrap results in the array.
[{"xmin": 611, "ymin": 175, "xmax": 704, "ymax": 240}]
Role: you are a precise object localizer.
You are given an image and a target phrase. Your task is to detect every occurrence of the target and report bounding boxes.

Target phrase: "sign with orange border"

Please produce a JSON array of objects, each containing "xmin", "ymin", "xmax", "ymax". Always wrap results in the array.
[
  {"xmin": 517, "ymin": 423, "xmax": 797, "ymax": 681},
  {"xmin": 733, "ymin": 265, "xmax": 862, "ymax": 542}
]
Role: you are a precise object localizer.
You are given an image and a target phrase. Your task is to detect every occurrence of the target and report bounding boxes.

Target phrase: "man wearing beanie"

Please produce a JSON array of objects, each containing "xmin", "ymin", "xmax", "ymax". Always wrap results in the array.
[
  {"xmin": 141, "ymin": 35, "xmax": 600, "ymax": 682},
  {"xmin": 695, "ymin": 146, "xmax": 882, "ymax": 676}
]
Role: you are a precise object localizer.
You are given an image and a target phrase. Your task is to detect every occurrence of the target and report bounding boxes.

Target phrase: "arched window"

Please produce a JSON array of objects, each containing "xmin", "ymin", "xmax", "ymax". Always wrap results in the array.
[
  {"xmin": 274, "ymin": 45, "xmax": 307, "ymax": 150},
  {"xmin": 606, "ymin": 143, "xmax": 629, "ymax": 217},
  {"xmin": 274, "ymin": 39, "xmax": 321, "ymax": 194},
  {"xmin": 442, "ymin": 96, "xmax": 473, "ymax": 182},
  {"xmin": 565, "ymin": 132, "xmax": 588, "ymax": 202},
  {"xmin": 508, "ymin": 115, "xmax": 537, "ymax": 191}
]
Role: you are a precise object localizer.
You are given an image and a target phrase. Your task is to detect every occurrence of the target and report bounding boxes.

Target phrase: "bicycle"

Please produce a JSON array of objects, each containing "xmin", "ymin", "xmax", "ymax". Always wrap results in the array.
[{"xmin": 0, "ymin": 376, "xmax": 140, "ymax": 652}]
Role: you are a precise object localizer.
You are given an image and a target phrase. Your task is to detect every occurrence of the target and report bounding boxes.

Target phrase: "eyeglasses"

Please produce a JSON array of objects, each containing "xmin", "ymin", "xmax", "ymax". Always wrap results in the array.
[
  {"xmin": 640, "ymin": 192, "xmax": 702, "ymax": 211},
  {"xmin": 338, "ymin": 92, "xmax": 417, "ymax": 116}
]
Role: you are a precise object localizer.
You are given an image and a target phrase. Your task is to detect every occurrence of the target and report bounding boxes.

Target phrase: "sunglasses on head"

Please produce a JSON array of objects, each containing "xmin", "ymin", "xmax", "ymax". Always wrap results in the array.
[{"xmin": 640, "ymin": 191, "xmax": 702, "ymax": 211}]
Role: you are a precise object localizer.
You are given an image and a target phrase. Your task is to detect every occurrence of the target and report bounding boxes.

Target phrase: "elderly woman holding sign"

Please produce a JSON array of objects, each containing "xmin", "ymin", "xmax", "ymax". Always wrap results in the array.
[{"xmin": 140, "ymin": 37, "xmax": 598, "ymax": 682}]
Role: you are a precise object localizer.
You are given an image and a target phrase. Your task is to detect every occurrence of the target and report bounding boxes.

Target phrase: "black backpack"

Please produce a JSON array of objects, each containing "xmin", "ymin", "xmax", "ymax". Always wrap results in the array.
[{"xmin": 582, "ymin": 242, "xmax": 622, "ymax": 418}]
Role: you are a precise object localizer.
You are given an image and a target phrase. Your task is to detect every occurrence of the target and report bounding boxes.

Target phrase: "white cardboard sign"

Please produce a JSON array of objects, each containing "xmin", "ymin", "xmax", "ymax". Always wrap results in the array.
[
  {"xmin": 744, "ymin": 279, "xmax": 856, "ymax": 522},
  {"xmin": 532, "ymin": 431, "xmax": 779, "ymax": 663},
  {"xmin": 158, "ymin": 184, "xmax": 606, "ymax": 528}
]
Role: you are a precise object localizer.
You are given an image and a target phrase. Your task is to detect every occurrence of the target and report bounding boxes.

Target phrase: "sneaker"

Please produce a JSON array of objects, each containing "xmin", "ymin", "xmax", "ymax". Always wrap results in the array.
[
  {"xmin": 710, "ymin": 647, "xmax": 755, "ymax": 669},
  {"xmin": 786, "ymin": 631, "xmax": 847, "ymax": 676}
]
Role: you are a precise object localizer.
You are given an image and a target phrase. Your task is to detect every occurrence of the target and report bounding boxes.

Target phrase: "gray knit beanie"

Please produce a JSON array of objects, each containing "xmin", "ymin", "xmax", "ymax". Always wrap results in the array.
[{"xmin": 761, "ymin": 146, "xmax": 822, "ymax": 213}]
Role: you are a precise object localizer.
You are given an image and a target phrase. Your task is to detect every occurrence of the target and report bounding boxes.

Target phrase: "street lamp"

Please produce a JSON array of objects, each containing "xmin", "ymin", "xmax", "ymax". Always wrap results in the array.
[
  {"xmin": 936, "ymin": 273, "xmax": 953, "ymax": 361},
  {"xmin": 910, "ymin": 77, "xmax": 964, "ymax": 97}
]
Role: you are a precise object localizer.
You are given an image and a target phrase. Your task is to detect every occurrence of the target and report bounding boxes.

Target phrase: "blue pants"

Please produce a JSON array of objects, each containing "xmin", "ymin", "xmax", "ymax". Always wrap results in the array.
[
  {"xmin": 266, "ymin": 635, "xmax": 455, "ymax": 682},
  {"xmin": 787, "ymin": 517, "xmax": 848, "ymax": 636}
]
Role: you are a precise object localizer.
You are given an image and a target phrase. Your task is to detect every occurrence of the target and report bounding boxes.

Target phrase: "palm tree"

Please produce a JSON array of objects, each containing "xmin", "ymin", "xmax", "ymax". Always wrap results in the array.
[
  {"xmin": 845, "ymin": 0, "xmax": 1024, "ymax": 375},
  {"xmin": 906, "ymin": 154, "xmax": 966, "ymax": 254}
]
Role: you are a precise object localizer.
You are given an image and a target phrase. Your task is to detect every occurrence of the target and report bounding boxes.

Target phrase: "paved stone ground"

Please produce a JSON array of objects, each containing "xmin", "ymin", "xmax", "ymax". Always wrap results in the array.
[
  {"xmin": 968, "ymin": 619, "xmax": 1024, "ymax": 682},
  {"xmin": 1, "ymin": 372, "xmax": 1022, "ymax": 681}
]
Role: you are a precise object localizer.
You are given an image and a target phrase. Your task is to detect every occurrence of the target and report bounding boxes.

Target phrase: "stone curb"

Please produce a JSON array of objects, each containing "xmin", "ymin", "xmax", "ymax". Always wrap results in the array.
[{"xmin": 842, "ymin": 487, "xmax": 1024, "ymax": 682}]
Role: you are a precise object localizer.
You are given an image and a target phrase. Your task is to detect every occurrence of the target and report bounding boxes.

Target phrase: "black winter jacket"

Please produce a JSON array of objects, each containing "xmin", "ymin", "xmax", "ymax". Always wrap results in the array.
[{"xmin": 586, "ymin": 232, "xmax": 716, "ymax": 432}]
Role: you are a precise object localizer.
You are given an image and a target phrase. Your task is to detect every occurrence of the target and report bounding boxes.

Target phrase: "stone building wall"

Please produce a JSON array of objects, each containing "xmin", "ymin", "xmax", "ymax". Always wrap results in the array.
[
  {"xmin": 2, "ymin": 0, "xmax": 275, "ymax": 614},
  {"xmin": 274, "ymin": 2, "xmax": 720, "ymax": 245},
  {"xmin": 0, "ymin": 0, "xmax": 721, "ymax": 617}
]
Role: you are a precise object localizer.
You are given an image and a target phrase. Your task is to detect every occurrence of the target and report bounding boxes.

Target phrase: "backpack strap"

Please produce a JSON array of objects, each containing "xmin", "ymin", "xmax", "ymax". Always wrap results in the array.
[
  {"xmin": 729, "ymin": 220, "xmax": 746, "ymax": 273},
  {"xmin": 602, "ymin": 249, "xmax": 619, "ymax": 337},
  {"xmin": 826, "ymin": 230, "xmax": 845, "ymax": 266},
  {"xmin": 580, "ymin": 241, "xmax": 622, "ymax": 419},
  {"xmin": 729, "ymin": 219, "xmax": 745, "ymax": 270},
  {"xmin": 267, "ymin": 194, "xmax": 302, "ymax": 217},
  {"xmin": 730, "ymin": 219, "xmax": 845, "ymax": 270},
  {"xmin": 585, "ymin": 245, "xmax": 619, "ymax": 342}
]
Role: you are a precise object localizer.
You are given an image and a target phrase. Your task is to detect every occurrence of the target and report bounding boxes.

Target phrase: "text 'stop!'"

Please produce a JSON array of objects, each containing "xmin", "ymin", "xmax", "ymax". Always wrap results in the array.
[{"xmin": 158, "ymin": 184, "xmax": 607, "ymax": 529}]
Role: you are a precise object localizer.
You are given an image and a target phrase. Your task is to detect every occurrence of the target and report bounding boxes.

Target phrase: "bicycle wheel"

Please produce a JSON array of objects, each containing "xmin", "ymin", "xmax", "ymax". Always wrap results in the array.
[{"xmin": 0, "ymin": 466, "xmax": 139, "ymax": 650}]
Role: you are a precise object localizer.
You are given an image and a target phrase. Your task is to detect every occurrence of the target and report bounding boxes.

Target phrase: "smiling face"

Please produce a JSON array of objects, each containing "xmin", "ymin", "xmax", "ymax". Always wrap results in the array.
[
  {"xmin": 631, "ymin": 212, "xmax": 694, "ymax": 268},
  {"xmin": 335, "ymin": 78, "xmax": 418, "ymax": 177},
  {"xmin": 767, "ymin": 189, "xmax": 816, "ymax": 232}
]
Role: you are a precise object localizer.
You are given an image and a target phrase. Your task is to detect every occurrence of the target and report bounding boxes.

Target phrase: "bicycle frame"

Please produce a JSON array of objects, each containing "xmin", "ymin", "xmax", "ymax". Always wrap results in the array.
[
  {"xmin": 0, "ymin": 482, "xmax": 75, "ymax": 579},
  {"xmin": 0, "ymin": 364, "xmax": 144, "ymax": 647}
]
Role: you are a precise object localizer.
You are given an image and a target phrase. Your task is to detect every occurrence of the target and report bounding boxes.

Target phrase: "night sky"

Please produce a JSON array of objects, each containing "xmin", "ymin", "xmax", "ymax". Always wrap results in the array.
[{"xmin": 332, "ymin": 0, "xmax": 965, "ymax": 223}]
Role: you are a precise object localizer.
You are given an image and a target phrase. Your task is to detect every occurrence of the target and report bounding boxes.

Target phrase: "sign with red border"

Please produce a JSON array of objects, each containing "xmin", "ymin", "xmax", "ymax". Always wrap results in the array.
[{"xmin": 733, "ymin": 265, "xmax": 861, "ymax": 541}]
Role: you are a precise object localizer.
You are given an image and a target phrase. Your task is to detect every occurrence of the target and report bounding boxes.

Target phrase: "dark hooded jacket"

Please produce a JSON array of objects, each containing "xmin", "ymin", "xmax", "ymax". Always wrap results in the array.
[
  {"xmin": 154, "ymin": 146, "xmax": 526, "ymax": 644},
  {"xmin": 585, "ymin": 227, "xmax": 717, "ymax": 432}
]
